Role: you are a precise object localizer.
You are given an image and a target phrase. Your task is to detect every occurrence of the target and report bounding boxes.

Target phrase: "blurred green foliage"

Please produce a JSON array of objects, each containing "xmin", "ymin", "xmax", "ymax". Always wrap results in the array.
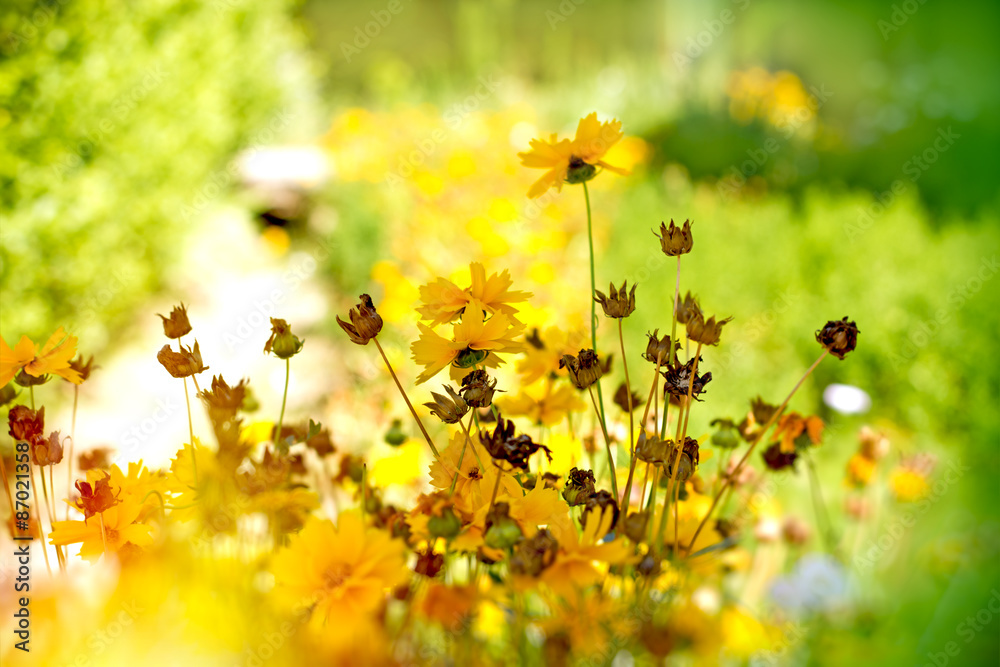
[{"xmin": 0, "ymin": 0, "xmax": 312, "ymax": 348}]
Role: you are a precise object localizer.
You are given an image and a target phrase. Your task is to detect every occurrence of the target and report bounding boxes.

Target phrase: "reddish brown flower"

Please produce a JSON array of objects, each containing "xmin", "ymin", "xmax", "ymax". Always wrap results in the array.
[
  {"xmin": 74, "ymin": 472, "xmax": 120, "ymax": 522},
  {"xmin": 336, "ymin": 294, "xmax": 383, "ymax": 346},
  {"xmin": 156, "ymin": 341, "xmax": 209, "ymax": 378},
  {"xmin": 815, "ymin": 316, "xmax": 859, "ymax": 360},
  {"xmin": 8, "ymin": 405, "xmax": 44, "ymax": 443},
  {"xmin": 32, "ymin": 431, "xmax": 64, "ymax": 466}
]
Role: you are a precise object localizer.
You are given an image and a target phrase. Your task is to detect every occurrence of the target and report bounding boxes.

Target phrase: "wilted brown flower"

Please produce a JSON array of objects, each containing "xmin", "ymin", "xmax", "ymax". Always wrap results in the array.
[
  {"xmin": 685, "ymin": 312, "xmax": 733, "ymax": 346},
  {"xmin": 460, "ymin": 369, "xmax": 498, "ymax": 408},
  {"xmin": 336, "ymin": 294, "xmax": 383, "ymax": 345},
  {"xmin": 594, "ymin": 281, "xmax": 637, "ymax": 319},
  {"xmin": 157, "ymin": 303, "xmax": 192, "ymax": 339},
  {"xmin": 74, "ymin": 472, "xmax": 120, "ymax": 522},
  {"xmin": 424, "ymin": 385, "xmax": 469, "ymax": 424},
  {"xmin": 674, "ymin": 291, "xmax": 702, "ymax": 325},
  {"xmin": 414, "ymin": 548, "xmax": 446, "ymax": 578},
  {"xmin": 0, "ymin": 383, "xmax": 18, "ymax": 407},
  {"xmin": 199, "ymin": 375, "xmax": 247, "ymax": 414},
  {"xmin": 858, "ymin": 426, "xmax": 890, "ymax": 461},
  {"xmin": 654, "ymin": 219, "xmax": 693, "ymax": 256},
  {"xmin": 815, "ymin": 316, "xmax": 859, "ymax": 360},
  {"xmin": 643, "ymin": 330, "xmax": 678, "ymax": 366},
  {"xmin": 14, "ymin": 370, "xmax": 49, "ymax": 387},
  {"xmin": 782, "ymin": 516, "xmax": 812, "ymax": 545},
  {"xmin": 562, "ymin": 467, "xmax": 596, "ymax": 506},
  {"xmin": 623, "ymin": 511, "xmax": 649, "ymax": 543},
  {"xmin": 32, "ymin": 431, "xmax": 64, "ymax": 466},
  {"xmin": 665, "ymin": 437, "xmax": 700, "ymax": 482},
  {"xmin": 479, "ymin": 416, "xmax": 551, "ymax": 470},
  {"xmin": 78, "ymin": 447, "xmax": 112, "ymax": 471},
  {"xmin": 157, "ymin": 341, "xmax": 209, "ymax": 378},
  {"xmin": 762, "ymin": 442, "xmax": 798, "ymax": 471},
  {"xmin": 66, "ymin": 355, "xmax": 97, "ymax": 383},
  {"xmin": 613, "ymin": 383, "xmax": 644, "ymax": 413},
  {"xmin": 773, "ymin": 413, "xmax": 824, "ymax": 454},
  {"xmin": 559, "ymin": 349, "xmax": 603, "ymax": 390},
  {"xmin": 661, "ymin": 357, "xmax": 712, "ymax": 401},
  {"xmin": 509, "ymin": 528, "xmax": 559, "ymax": 577},
  {"xmin": 484, "ymin": 501, "xmax": 524, "ymax": 549},
  {"xmin": 635, "ymin": 432, "xmax": 670, "ymax": 464},
  {"xmin": 8, "ymin": 405, "xmax": 44, "ymax": 443},
  {"xmin": 263, "ymin": 318, "xmax": 304, "ymax": 359}
]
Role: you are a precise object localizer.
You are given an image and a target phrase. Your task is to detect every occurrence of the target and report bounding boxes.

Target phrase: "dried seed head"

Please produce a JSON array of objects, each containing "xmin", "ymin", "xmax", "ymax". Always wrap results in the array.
[
  {"xmin": 559, "ymin": 349, "xmax": 603, "ymax": 390},
  {"xmin": 479, "ymin": 415, "xmax": 551, "ymax": 470},
  {"xmin": 661, "ymin": 357, "xmax": 712, "ymax": 401},
  {"xmin": 635, "ymin": 432, "xmax": 670, "ymax": 464},
  {"xmin": 674, "ymin": 291, "xmax": 702, "ymax": 325},
  {"xmin": 337, "ymin": 294, "xmax": 383, "ymax": 345},
  {"xmin": 562, "ymin": 467, "xmax": 596, "ymax": 506},
  {"xmin": 157, "ymin": 341, "xmax": 209, "ymax": 378},
  {"xmin": 14, "ymin": 370, "xmax": 49, "ymax": 387},
  {"xmin": 594, "ymin": 281, "xmax": 637, "ymax": 319},
  {"xmin": 157, "ymin": 303, "xmax": 192, "ymax": 339},
  {"xmin": 8, "ymin": 405, "xmax": 44, "ymax": 443},
  {"xmin": 685, "ymin": 312, "xmax": 733, "ymax": 347},
  {"xmin": 654, "ymin": 219, "xmax": 693, "ymax": 256},
  {"xmin": 424, "ymin": 384, "xmax": 470, "ymax": 424},
  {"xmin": 460, "ymin": 369, "xmax": 498, "ymax": 408},
  {"xmin": 815, "ymin": 316, "xmax": 859, "ymax": 360},
  {"xmin": 613, "ymin": 382, "xmax": 644, "ymax": 413},
  {"xmin": 509, "ymin": 528, "xmax": 559, "ymax": 577},
  {"xmin": 643, "ymin": 329, "xmax": 679, "ymax": 366}
]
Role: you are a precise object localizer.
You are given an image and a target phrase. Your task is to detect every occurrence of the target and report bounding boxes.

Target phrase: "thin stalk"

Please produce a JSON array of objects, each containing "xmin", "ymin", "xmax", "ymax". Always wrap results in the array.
[
  {"xmin": 30, "ymin": 464, "xmax": 53, "ymax": 576},
  {"xmin": 587, "ymin": 385, "xmax": 618, "ymax": 500},
  {"xmin": 373, "ymin": 339, "xmax": 439, "ymax": 458},
  {"xmin": 669, "ymin": 256, "xmax": 681, "ymax": 367},
  {"xmin": 274, "ymin": 358, "xmax": 290, "ymax": 452},
  {"xmin": 805, "ymin": 448, "xmax": 838, "ymax": 555},
  {"xmin": 487, "ymin": 462, "xmax": 504, "ymax": 516},
  {"xmin": 685, "ymin": 349, "xmax": 830, "ymax": 554},
  {"xmin": 0, "ymin": 452, "xmax": 16, "ymax": 523},
  {"xmin": 581, "ymin": 181, "xmax": 609, "ymax": 438},
  {"xmin": 448, "ymin": 421, "xmax": 473, "ymax": 497},
  {"xmin": 618, "ymin": 320, "xmax": 636, "ymax": 510},
  {"xmin": 39, "ymin": 468, "xmax": 64, "ymax": 570},
  {"xmin": 99, "ymin": 512, "xmax": 109, "ymax": 555}
]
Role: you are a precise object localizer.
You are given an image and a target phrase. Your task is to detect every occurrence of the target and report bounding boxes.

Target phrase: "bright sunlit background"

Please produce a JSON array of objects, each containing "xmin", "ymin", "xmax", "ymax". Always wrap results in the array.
[{"xmin": 2, "ymin": 0, "xmax": 999, "ymax": 664}]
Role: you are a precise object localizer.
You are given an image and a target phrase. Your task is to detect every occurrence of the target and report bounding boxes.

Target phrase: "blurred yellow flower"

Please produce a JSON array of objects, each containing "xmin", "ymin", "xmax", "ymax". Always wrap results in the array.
[
  {"xmin": 271, "ymin": 512, "xmax": 408, "ymax": 627},
  {"xmin": 498, "ymin": 378, "xmax": 584, "ymax": 426},
  {"xmin": 543, "ymin": 506, "xmax": 632, "ymax": 596},
  {"xmin": 417, "ymin": 262, "xmax": 531, "ymax": 326},
  {"xmin": 1, "ymin": 326, "xmax": 83, "ymax": 385},
  {"xmin": 889, "ymin": 467, "xmax": 931, "ymax": 502},
  {"xmin": 518, "ymin": 112, "xmax": 629, "ymax": 199},
  {"xmin": 50, "ymin": 495, "xmax": 154, "ymax": 563}
]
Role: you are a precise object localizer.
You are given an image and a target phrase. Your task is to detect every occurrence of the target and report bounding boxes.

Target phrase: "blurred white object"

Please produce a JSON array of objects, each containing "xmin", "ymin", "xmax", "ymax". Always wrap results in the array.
[
  {"xmin": 822, "ymin": 383, "xmax": 871, "ymax": 414},
  {"xmin": 239, "ymin": 146, "xmax": 330, "ymax": 189}
]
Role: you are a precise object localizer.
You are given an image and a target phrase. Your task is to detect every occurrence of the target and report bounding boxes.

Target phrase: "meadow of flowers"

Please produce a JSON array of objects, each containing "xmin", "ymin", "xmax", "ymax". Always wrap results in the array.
[{"xmin": 1, "ymin": 111, "xmax": 961, "ymax": 667}]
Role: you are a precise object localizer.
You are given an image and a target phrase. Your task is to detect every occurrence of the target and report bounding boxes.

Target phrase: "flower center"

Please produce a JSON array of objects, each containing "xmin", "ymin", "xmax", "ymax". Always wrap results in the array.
[{"xmin": 322, "ymin": 563, "xmax": 351, "ymax": 590}]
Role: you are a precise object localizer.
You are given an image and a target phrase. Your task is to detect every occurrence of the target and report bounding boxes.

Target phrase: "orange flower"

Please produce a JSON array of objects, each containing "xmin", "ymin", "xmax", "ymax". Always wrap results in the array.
[
  {"xmin": 0, "ymin": 327, "xmax": 83, "ymax": 385},
  {"xmin": 518, "ymin": 113, "xmax": 629, "ymax": 198}
]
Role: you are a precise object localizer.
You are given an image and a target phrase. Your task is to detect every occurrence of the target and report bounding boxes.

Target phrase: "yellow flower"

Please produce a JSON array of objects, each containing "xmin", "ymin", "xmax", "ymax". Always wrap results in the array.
[
  {"xmin": 410, "ymin": 300, "xmax": 524, "ymax": 384},
  {"xmin": 417, "ymin": 262, "xmax": 531, "ymax": 326},
  {"xmin": 498, "ymin": 378, "xmax": 585, "ymax": 426},
  {"xmin": 845, "ymin": 453, "xmax": 877, "ymax": 488},
  {"xmin": 542, "ymin": 505, "xmax": 632, "ymax": 596},
  {"xmin": 516, "ymin": 326, "xmax": 587, "ymax": 385},
  {"xmin": 889, "ymin": 467, "xmax": 930, "ymax": 502},
  {"xmin": 271, "ymin": 512, "xmax": 408, "ymax": 627},
  {"xmin": 49, "ymin": 495, "xmax": 154, "ymax": 563},
  {"xmin": 518, "ymin": 113, "xmax": 629, "ymax": 199},
  {"xmin": 0, "ymin": 327, "xmax": 83, "ymax": 385},
  {"xmin": 429, "ymin": 432, "xmax": 521, "ymax": 518}
]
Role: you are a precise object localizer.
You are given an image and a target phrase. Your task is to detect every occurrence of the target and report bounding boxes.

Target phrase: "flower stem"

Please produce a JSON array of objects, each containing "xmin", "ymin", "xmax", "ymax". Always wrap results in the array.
[
  {"xmin": 275, "ymin": 358, "xmax": 290, "ymax": 453},
  {"xmin": 581, "ymin": 182, "xmax": 609, "ymax": 441},
  {"xmin": 685, "ymin": 349, "xmax": 830, "ymax": 555},
  {"xmin": 805, "ymin": 448, "xmax": 839, "ymax": 555},
  {"xmin": 588, "ymin": 385, "xmax": 618, "ymax": 501},
  {"xmin": 30, "ymin": 464, "xmax": 53, "ymax": 576},
  {"xmin": 619, "ymin": 320, "xmax": 637, "ymax": 511},
  {"xmin": 183, "ymin": 377, "xmax": 198, "ymax": 487},
  {"xmin": 67, "ymin": 385, "xmax": 78, "ymax": 520},
  {"xmin": 374, "ymin": 338, "xmax": 439, "ymax": 458}
]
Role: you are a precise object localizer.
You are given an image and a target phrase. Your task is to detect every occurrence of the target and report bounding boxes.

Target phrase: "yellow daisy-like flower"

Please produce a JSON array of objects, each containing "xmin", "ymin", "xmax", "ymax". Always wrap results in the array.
[
  {"xmin": 49, "ymin": 495, "xmax": 154, "ymax": 563},
  {"xmin": 417, "ymin": 261, "xmax": 531, "ymax": 327},
  {"xmin": 498, "ymin": 378, "xmax": 585, "ymax": 427},
  {"xmin": 845, "ymin": 453, "xmax": 877, "ymax": 488},
  {"xmin": 541, "ymin": 505, "xmax": 632, "ymax": 596},
  {"xmin": 271, "ymin": 512, "xmax": 408, "ymax": 627},
  {"xmin": 429, "ymin": 432, "xmax": 521, "ymax": 518},
  {"xmin": 0, "ymin": 327, "xmax": 83, "ymax": 385},
  {"xmin": 518, "ymin": 112, "xmax": 629, "ymax": 199},
  {"xmin": 410, "ymin": 300, "xmax": 524, "ymax": 384}
]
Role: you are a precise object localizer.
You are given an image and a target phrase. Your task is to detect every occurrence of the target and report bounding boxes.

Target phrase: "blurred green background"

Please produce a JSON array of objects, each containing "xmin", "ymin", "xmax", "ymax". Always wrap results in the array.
[{"xmin": 2, "ymin": 0, "xmax": 998, "ymax": 664}]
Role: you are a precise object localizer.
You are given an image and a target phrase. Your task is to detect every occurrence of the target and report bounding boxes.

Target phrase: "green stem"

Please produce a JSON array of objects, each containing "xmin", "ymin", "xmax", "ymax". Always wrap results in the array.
[
  {"xmin": 588, "ymin": 385, "xmax": 618, "ymax": 500},
  {"xmin": 374, "ymin": 339, "xmax": 439, "ymax": 458},
  {"xmin": 582, "ymin": 181, "xmax": 609, "ymax": 442},
  {"xmin": 805, "ymin": 448, "xmax": 839, "ymax": 556},
  {"xmin": 275, "ymin": 358, "xmax": 290, "ymax": 453},
  {"xmin": 619, "ymin": 320, "xmax": 637, "ymax": 511},
  {"xmin": 67, "ymin": 385, "xmax": 78, "ymax": 519}
]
